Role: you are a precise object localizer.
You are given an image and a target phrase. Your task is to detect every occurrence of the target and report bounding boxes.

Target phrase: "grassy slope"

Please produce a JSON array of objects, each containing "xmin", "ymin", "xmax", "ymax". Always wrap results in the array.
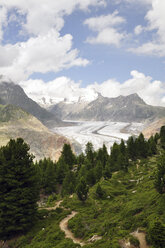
[{"xmin": 12, "ymin": 154, "xmax": 165, "ymax": 248}]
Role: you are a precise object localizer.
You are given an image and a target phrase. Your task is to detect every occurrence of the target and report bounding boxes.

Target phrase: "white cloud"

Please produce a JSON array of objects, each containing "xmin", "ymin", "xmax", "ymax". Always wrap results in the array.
[
  {"xmin": 130, "ymin": 0, "xmax": 165, "ymax": 57},
  {"xmin": 86, "ymin": 28, "xmax": 125, "ymax": 46},
  {"xmin": 134, "ymin": 25, "xmax": 143, "ymax": 35},
  {"xmin": 90, "ymin": 70, "xmax": 165, "ymax": 106},
  {"xmin": 1, "ymin": 0, "xmax": 106, "ymax": 36},
  {"xmin": 129, "ymin": 42, "xmax": 165, "ymax": 57},
  {"xmin": 146, "ymin": 0, "xmax": 165, "ymax": 42},
  {"xmin": 0, "ymin": 30, "xmax": 89, "ymax": 82},
  {"xmin": 20, "ymin": 77, "xmax": 98, "ymax": 104},
  {"xmin": 20, "ymin": 71, "xmax": 165, "ymax": 107},
  {"xmin": 0, "ymin": 7, "xmax": 7, "ymax": 41},
  {"xmin": 84, "ymin": 12, "xmax": 126, "ymax": 46},
  {"xmin": 0, "ymin": 0, "xmax": 106, "ymax": 81}
]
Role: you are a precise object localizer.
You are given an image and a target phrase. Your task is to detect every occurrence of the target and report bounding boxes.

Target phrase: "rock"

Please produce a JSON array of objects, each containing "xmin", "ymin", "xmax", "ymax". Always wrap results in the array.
[{"xmin": 88, "ymin": 235, "xmax": 102, "ymax": 243}]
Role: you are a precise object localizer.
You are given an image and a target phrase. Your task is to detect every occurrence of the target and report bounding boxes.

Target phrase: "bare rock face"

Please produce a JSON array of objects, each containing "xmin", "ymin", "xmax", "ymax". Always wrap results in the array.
[
  {"xmin": 50, "ymin": 93, "xmax": 165, "ymax": 123},
  {"xmin": 0, "ymin": 105, "xmax": 70, "ymax": 161}
]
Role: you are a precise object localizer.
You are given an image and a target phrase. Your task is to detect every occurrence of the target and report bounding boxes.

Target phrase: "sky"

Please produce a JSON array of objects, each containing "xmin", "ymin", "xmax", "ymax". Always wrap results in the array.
[{"xmin": 0, "ymin": 0, "xmax": 165, "ymax": 106}]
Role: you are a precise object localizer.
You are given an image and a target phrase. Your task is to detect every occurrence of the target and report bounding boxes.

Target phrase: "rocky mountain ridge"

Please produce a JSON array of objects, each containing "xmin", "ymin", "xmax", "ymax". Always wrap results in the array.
[{"xmin": 50, "ymin": 93, "xmax": 165, "ymax": 123}]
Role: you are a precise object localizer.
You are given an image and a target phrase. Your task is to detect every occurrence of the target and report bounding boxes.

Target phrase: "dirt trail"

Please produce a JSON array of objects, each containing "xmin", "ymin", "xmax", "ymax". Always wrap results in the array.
[
  {"xmin": 59, "ymin": 211, "xmax": 85, "ymax": 247},
  {"xmin": 40, "ymin": 200, "xmax": 85, "ymax": 246},
  {"xmin": 40, "ymin": 200, "xmax": 63, "ymax": 211},
  {"xmin": 133, "ymin": 231, "xmax": 150, "ymax": 248}
]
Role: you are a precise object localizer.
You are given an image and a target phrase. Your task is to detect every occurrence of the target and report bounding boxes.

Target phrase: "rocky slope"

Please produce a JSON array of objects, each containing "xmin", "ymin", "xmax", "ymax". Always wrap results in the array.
[
  {"xmin": 50, "ymin": 93, "xmax": 165, "ymax": 123},
  {"xmin": 142, "ymin": 117, "xmax": 165, "ymax": 139},
  {"xmin": 0, "ymin": 104, "xmax": 70, "ymax": 161},
  {"xmin": 0, "ymin": 81, "xmax": 62, "ymax": 127}
]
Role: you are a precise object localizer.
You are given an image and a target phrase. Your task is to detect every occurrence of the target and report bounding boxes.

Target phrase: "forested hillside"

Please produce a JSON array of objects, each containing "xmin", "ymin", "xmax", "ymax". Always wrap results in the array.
[{"xmin": 0, "ymin": 127, "xmax": 165, "ymax": 248}]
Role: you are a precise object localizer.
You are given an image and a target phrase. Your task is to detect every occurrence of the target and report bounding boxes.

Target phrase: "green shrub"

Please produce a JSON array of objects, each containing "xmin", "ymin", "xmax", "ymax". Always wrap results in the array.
[
  {"xmin": 147, "ymin": 220, "xmax": 165, "ymax": 248},
  {"xmin": 129, "ymin": 235, "xmax": 140, "ymax": 247}
]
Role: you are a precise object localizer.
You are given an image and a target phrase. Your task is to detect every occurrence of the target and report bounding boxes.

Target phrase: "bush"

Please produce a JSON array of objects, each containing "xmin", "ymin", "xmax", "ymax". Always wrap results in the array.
[
  {"xmin": 47, "ymin": 194, "xmax": 57, "ymax": 206},
  {"xmin": 147, "ymin": 220, "xmax": 165, "ymax": 248},
  {"xmin": 129, "ymin": 236, "xmax": 140, "ymax": 247}
]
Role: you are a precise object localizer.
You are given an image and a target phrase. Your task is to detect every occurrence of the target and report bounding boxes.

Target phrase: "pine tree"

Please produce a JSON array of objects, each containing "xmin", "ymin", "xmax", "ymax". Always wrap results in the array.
[
  {"xmin": 110, "ymin": 143, "xmax": 121, "ymax": 171},
  {"xmin": 147, "ymin": 220, "xmax": 165, "ymax": 248},
  {"xmin": 97, "ymin": 144, "xmax": 108, "ymax": 168},
  {"xmin": 56, "ymin": 157, "xmax": 69, "ymax": 184},
  {"xmin": 85, "ymin": 142, "xmax": 94, "ymax": 165},
  {"xmin": 127, "ymin": 136, "xmax": 137, "ymax": 160},
  {"xmin": 120, "ymin": 139, "xmax": 126, "ymax": 155},
  {"xmin": 0, "ymin": 138, "xmax": 39, "ymax": 240},
  {"xmin": 148, "ymin": 136, "xmax": 157, "ymax": 156},
  {"xmin": 103, "ymin": 163, "xmax": 112, "ymax": 179},
  {"xmin": 76, "ymin": 177, "xmax": 89, "ymax": 202},
  {"xmin": 60, "ymin": 144, "xmax": 76, "ymax": 169},
  {"xmin": 35, "ymin": 158, "xmax": 57, "ymax": 194},
  {"xmin": 62, "ymin": 171, "xmax": 76, "ymax": 196},
  {"xmin": 95, "ymin": 161, "xmax": 103, "ymax": 181},
  {"xmin": 154, "ymin": 153, "xmax": 165, "ymax": 194},
  {"xmin": 96, "ymin": 184, "xmax": 105, "ymax": 199},
  {"xmin": 136, "ymin": 133, "xmax": 148, "ymax": 158},
  {"xmin": 160, "ymin": 126, "xmax": 165, "ymax": 149}
]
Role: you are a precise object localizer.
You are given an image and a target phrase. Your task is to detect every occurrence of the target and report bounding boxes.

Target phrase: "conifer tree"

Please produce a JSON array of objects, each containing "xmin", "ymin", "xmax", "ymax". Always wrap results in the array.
[
  {"xmin": 85, "ymin": 142, "xmax": 94, "ymax": 165},
  {"xmin": 35, "ymin": 158, "xmax": 57, "ymax": 194},
  {"xmin": 0, "ymin": 138, "xmax": 38, "ymax": 240},
  {"xmin": 136, "ymin": 133, "xmax": 148, "ymax": 158},
  {"xmin": 154, "ymin": 153, "xmax": 165, "ymax": 194},
  {"xmin": 127, "ymin": 136, "xmax": 137, "ymax": 160},
  {"xmin": 120, "ymin": 139, "xmax": 126, "ymax": 155},
  {"xmin": 60, "ymin": 143, "xmax": 76, "ymax": 169},
  {"xmin": 148, "ymin": 136, "xmax": 157, "ymax": 155},
  {"xmin": 103, "ymin": 163, "xmax": 112, "ymax": 179},
  {"xmin": 62, "ymin": 171, "xmax": 76, "ymax": 196},
  {"xmin": 147, "ymin": 220, "xmax": 165, "ymax": 248},
  {"xmin": 56, "ymin": 157, "xmax": 69, "ymax": 184},
  {"xmin": 76, "ymin": 177, "xmax": 88, "ymax": 202},
  {"xmin": 96, "ymin": 184, "xmax": 105, "ymax": 199},
  {"xmin": 160, "ymin": 126, "xmax": 165, "ymax": 149},
  {"xmin": 95, "ymin": 161, "xmax": 103, "ymax": 181}
]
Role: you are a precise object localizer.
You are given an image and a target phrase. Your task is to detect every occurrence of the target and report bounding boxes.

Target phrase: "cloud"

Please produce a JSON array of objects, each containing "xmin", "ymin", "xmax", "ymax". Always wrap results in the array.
[
  {"xmin": 0, "ymin": 6, "xmax": 7, "ymax": 41},
  {"xmin": 129, "ymin": 42, "xmax": 165, "ymax": 57},
  {"xmin": 1, "ymin": 0, "xmax": 106, "ymax": 36},
  {"xmin": 0, "ymin": 0, "xmax": 107, "ymax": 81},
  {"xmin": 90, "ymin": 70, "xmax": 165, "ymax": 106},
  {"xmin": 0, "ymin": 30, "xmax": 89, "ymax": 82},
  {"xmin": 84, "ymin": 11, "xmax": 126, "ymax": 46},
  {"xmin": 129, "ymin": 0, "xmax": 165, "ymax": 57},
  {"xmin": 20, "ymin": 77, "xmax": 98, "ymax": 104},
  {"xmin": 20, "ymin": 71, "xmax": 165, "ymax": 107},
  {"xmin": 134, "ymin": 25, "xmax": 144, "ymax": 35}
]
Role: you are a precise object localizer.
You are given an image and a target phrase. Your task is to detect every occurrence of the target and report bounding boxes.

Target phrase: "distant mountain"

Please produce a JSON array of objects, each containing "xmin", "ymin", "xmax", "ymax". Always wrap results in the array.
[
  {"xmin": 0, "ymin": 81, "xmax": 62, "ymax": 127},
  {"xmin": 0, "ymin": 104, "xmax": 70, "ymax": 161},
  {"xmin": 50, "ymin": 93, "xmax": 165, "ymax": 123}
]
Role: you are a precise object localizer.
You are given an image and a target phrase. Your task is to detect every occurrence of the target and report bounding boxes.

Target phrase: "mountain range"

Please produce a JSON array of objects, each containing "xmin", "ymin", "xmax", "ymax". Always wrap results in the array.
[
  {"xmin": 0, "ymin": 80, "xmax": 165, "ymax": 159},
  {"xmin": 49, "ymin": 93, "xmax": 165, "ymax": 123}
]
